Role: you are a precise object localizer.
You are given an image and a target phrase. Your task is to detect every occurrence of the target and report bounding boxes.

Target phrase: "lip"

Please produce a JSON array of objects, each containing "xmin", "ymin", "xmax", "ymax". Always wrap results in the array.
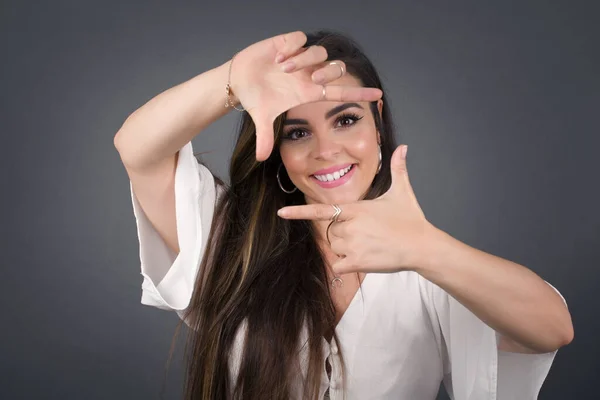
[
  {"xmin": 310, "ymin": 164, "xmax": 357, "ymax": 189},
  {"xmin": 312, "ymin": 163, "xmax": 354, "ymax": 175}
]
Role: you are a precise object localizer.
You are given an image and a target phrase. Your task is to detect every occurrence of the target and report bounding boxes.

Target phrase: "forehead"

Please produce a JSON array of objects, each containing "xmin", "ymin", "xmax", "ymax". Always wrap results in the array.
[{"xmin": 285, "ymin": 74, "xmax": 366, "ymax": 119}]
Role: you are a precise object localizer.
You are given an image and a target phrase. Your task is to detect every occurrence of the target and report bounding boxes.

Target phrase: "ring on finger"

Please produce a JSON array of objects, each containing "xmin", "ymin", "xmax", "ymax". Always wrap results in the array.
[
  {"xmin": 329, "ymin": 61, "xmax": 345, "ymax": 79},
  {"xmin": 330, "ymin": 204, "xmax": 342, "ymax": 222}
]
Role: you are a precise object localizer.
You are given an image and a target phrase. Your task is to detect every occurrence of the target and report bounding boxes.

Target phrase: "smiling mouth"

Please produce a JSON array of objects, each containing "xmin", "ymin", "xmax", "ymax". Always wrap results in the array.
[{"xmin": 311, "ymin": 164, "xmax": 356, "ymax": 182}]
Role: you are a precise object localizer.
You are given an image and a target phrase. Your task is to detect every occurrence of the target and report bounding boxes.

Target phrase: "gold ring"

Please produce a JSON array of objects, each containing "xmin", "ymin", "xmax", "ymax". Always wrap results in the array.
[
  {"xmin": 326, "ymin": 204, "xmax": 342, "ymax": 246},
  {"xmin": 331, "ymin": 204, "xmax": 342, "ymax": 222},
  {"xmin": 329, "ymin": 61, "xmax": 345, "ymax": 78}
]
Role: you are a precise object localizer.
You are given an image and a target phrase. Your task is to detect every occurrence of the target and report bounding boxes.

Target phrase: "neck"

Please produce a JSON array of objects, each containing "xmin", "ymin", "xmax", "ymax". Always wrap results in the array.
[
  {"xmin": 312, "ymin": 219, "xmax": 330, "ymax": 244},
  {"xmin": 312, "ymin": 219, "xmax": 341, "ymax": 279}
]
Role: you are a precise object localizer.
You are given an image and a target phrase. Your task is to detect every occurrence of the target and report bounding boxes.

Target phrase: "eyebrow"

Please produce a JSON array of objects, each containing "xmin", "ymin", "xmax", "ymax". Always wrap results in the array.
[{"xmin": 282, "ymin": 103, "xmax": 364, "ymax": 126}]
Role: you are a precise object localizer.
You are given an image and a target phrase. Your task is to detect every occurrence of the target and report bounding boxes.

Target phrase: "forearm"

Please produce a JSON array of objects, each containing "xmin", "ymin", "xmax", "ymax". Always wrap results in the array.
[
  {"xmin": 114, "ymin": 59, "xmax": 235, "ymax": 170},
  {"xmin": 415, "ymin": 226, "xmax": 573, "ymax": 353}
]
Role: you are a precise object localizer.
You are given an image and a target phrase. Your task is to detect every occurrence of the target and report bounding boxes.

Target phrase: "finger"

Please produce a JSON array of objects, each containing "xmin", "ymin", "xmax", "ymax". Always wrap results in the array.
[
  {"xmin": 277, "ymin": 204, "xmax": 353, "ymax": 221},
  {"xmin": 279, "ymin": 45, "xmax": 328, "ymax": 73},
  {"xmin": 327, "ymin": 221, "xmax": 347, "ymax": 239},
  {"xmin": 388, "ymin": 144, "xmax": 410, "ymax": 194},
  {"xmin": 273, "ymin": 31, "xmax": 308, "ymax": 64},
  {"xmin": 254, "ymin": 116, "xmax": 275, "ymax": 161},
  {"xmin": 311, "ymin": 60, "xmax": 346, "ymax": 84},
  {"xmin": 331, "ymin": 256, "xmax": 357, "ymax": 275},
  {"xmin": 329, "ymin": 237, "xmax": 347, "ymax": 257},
  {"xmin": 276, "ymin": 45, "xmax": 308, "ymax": 65},
  {"xmin": 319, "ymin": 85, "xmax": 383, "ymax": 103}
]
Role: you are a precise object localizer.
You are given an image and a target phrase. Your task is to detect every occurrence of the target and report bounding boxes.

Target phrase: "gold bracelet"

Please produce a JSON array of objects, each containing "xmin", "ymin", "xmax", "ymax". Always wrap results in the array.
[{"xmin": 225, "ymin": 52, "xmax": 245, "ymax": 112}]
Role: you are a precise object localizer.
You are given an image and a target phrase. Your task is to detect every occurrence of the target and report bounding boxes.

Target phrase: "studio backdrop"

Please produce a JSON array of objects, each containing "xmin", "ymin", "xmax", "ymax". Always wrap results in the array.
[{"xmin": 2, "ymin": 1, "xmax": 598, "ymax": 399}]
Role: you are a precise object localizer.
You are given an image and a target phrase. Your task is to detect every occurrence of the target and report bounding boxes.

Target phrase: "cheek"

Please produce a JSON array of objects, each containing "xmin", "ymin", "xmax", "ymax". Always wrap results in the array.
[
  {"xmin": 279, "ymin": 145, "xmax": 308, "ymax": 177},
  {"xmin": 345, "ymin": 130, "xmax": 378, "ymax": 161}
]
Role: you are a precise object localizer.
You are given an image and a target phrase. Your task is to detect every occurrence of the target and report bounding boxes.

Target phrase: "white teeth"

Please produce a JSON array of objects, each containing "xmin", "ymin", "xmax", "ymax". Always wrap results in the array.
[{"xmin": 313, "ymin": 165, "xmax": 353, "ymax": 182}]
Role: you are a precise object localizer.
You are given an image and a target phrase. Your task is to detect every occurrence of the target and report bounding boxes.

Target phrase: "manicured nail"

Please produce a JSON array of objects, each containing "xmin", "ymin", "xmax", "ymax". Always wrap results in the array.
[
  {"xmin": 277, "ymin": 208, "xmax": 287, "ymax": 217},
  {"xmin": 281, "ymin": 61, "xmax": 295, "ymax": 72},
  {"xmin": 275, "ymin": 53, "xmax": 284, "ymax": 63}
]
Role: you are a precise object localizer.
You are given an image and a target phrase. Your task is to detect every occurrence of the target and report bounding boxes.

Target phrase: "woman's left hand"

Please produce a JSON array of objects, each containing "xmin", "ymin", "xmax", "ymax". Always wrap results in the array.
[{"xmin": 277, "ymin": 145, "xmax": 439, "ymax": 274}]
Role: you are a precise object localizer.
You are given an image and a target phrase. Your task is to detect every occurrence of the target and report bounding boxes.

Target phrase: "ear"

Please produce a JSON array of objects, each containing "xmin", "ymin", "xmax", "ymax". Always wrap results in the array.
[{"xmin": 377, "ymin": 98, "xmax": 383, "ymax": 116}]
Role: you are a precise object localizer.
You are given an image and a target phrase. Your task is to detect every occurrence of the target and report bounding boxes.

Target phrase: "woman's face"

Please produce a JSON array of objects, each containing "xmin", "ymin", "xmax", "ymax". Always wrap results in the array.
[{"xmin": 279, "ymin": 74, "xmax": 383, "ymax": 206}]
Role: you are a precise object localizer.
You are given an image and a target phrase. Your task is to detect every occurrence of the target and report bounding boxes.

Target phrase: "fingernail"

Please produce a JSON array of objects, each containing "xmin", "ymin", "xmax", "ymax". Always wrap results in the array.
[
  {"xmin": 312, "ymin": 71, "xmax": 324, "ymax": 83},
  {"xmin": 281, "ymin": 61, "xmax": 295, "ymax": 72},
  {"xmin": 275, "ymin": 53, "xmax": 284, "ymax": 63},
  {"xmin": 277, "ymin": 208, "xmax": 286, "ymax": 217},
  {"xmin": 401, "ymin": 145, "xmax": 408, "ymax": 159}
]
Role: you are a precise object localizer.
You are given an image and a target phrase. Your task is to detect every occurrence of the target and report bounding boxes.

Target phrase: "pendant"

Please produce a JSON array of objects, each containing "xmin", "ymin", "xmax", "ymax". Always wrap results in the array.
[{"xmin": 331, "ymin": 277, "xmax": 344, "ymax": 288}]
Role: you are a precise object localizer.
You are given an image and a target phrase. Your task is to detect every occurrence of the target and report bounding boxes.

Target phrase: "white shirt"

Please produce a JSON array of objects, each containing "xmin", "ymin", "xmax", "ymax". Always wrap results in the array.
[{"xmin": 129, "ymin": 141, "xmax": 563, "ymax": 399}]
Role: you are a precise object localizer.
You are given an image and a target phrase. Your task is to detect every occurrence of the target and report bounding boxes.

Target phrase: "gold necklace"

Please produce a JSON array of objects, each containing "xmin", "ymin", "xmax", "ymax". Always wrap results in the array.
[
  {"xmin": 331, "ymin": 276, "xmax": 343, "ymax": 288},
  {"xmin": 330, "ymin": 272, "xmax": 362, "ymax": 289}
]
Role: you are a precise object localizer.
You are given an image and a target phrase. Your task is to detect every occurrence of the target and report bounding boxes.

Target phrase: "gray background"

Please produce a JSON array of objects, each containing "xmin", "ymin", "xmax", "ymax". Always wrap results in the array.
[{"xmin": 2, "ymin": 0, "xmax": 598, "ymax": 399}]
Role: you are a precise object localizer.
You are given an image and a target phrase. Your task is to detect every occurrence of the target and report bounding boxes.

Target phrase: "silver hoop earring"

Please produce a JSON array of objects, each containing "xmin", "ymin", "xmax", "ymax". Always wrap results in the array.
[
  {"xmin": 376, "ymin": 145, "xmax": 382, "ymax": 174},
  {"xmin": 277, "ymin": 164, "xmax": 297, "ymax": 194}
]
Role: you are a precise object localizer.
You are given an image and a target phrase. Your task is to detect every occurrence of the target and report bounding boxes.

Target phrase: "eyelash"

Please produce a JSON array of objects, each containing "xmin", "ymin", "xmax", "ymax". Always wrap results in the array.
[{"xmin": 282, "ymin": 112, "xmax": 364, "ymax": 141}]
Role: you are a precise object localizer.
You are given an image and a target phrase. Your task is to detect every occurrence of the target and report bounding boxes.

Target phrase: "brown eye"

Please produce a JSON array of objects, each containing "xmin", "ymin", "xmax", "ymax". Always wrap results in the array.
[
  {"xmin": 335, "ymin": 113, "xmax": 363, "ymax": 128},
  {"xmin": 340, "ymin": 117, "xmax": 353, "ymax": 126},
  {"xmin": 283, "ymin": 128, "xmax": 310, "ymax": 141}
]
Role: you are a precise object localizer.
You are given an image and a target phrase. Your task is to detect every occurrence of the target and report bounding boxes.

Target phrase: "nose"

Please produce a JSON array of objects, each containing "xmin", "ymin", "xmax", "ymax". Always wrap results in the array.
[{"xmin": 312, "ymin": 134, "xmax": 342, "ymax": 161}]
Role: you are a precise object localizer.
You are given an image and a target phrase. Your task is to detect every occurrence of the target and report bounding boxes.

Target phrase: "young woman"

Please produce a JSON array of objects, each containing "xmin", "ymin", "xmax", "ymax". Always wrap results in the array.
[{"xmin": 115, "ymin": 30, "xmax": 573, "ymax": 400}]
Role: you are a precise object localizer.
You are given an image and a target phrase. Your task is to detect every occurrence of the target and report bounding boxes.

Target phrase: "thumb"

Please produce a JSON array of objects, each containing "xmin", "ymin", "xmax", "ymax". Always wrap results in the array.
[
  {"xmin": 254, "ymin": 118, "xmax": 275, "ymax": 161},
  {"xmin": 389, "ymin": 145, "xmax": 409, "ymax": 193}
]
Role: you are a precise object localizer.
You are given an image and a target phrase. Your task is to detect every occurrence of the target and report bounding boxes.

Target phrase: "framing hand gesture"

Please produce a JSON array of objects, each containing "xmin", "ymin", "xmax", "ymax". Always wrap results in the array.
[
  {"xmin": 278, "ymin": 145, "xmax": 436, "ymax": 274},
  {"xmin": 229, "ymin": 31, "xmax": 383, "ymax": 161}
]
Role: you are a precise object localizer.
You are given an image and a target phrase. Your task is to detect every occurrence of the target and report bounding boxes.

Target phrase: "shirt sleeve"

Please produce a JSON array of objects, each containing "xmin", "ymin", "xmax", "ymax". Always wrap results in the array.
[
  {"xmin": 421, "ymin": 276, "xmax": 565, "ymax": 400},
  {"xmin": 129, "ymin": 140, "xmax": 218, "ymax": 312}
]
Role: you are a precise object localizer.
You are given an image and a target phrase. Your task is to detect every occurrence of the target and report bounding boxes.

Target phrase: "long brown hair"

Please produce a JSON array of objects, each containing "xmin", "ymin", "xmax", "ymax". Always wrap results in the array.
[{"xmin": 173, "ymin": 30, "xmax": 399, "ymax": 399}]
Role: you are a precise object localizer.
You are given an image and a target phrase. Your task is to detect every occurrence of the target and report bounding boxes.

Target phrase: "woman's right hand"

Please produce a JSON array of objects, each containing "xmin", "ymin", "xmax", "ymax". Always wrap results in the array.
[{"xmin": 228, "ymin": 31, "xmax": 383, "ymax": 161}]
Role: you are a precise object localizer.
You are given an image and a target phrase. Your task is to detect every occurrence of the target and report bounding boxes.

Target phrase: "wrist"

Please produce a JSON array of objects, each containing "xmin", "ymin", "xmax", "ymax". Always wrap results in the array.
[
  {"xmin": 412, "ymin": 224, "xmax": 452, "ymax": 275},
  {"xmin": 225, "ymin": 54, "xmax": 245, "ymax": 111}
]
